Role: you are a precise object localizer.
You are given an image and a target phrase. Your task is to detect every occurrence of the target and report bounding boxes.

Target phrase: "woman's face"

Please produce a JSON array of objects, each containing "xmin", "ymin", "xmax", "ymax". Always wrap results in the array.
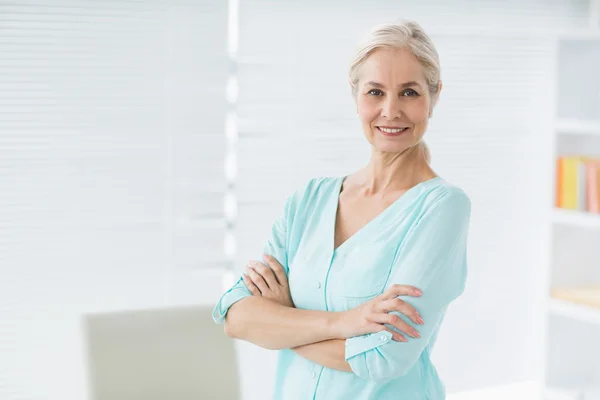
[{"xmin": 355, "ymin": 47, "xmax": 437, "ymax": 154}]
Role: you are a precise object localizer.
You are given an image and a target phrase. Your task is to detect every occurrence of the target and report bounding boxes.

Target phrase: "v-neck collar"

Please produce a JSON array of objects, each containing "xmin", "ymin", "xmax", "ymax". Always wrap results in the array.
[{"xmin": 329, "ymin": 175, "xmax": 441, "ymax": 256}]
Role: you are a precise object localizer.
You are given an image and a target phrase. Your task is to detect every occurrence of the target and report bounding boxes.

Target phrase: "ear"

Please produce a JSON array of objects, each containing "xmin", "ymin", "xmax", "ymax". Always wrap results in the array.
[
  {"xmin": 433, "ymin": 80, "xmax": 443, "ymax": 107},
  {"xmin": 350, "ymin": 79, "xmax": 358, "ymax": 113},
  {"xmin": 350, "ymin": 81, "xmax": 356, "ymax": 102},
  {"xmin": 429, "ymin": 81, "xmax": 443, "ymax": 118}
]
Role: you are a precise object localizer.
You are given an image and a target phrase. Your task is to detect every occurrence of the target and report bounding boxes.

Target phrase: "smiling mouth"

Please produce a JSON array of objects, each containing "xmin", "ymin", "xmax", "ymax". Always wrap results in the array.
[{"xmin": 376, "ymin": 126, "xmax": 410, "ymax": 136}]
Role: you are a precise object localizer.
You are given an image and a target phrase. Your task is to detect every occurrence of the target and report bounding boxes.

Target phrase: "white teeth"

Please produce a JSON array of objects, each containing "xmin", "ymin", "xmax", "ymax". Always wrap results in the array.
[{"xmin": 379, "ymin": 127, "xmax": 407, "ymax": 133}]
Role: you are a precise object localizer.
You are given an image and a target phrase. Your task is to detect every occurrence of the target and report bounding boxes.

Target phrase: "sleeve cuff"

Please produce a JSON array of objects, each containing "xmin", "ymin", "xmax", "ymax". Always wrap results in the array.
[
  {"xmin": 345, "ymin": 330, "xmax": 393, "ymax": 360},
  {"xmin": 212, "ymin": 277, "xmax": 252, "ymax": 324}
]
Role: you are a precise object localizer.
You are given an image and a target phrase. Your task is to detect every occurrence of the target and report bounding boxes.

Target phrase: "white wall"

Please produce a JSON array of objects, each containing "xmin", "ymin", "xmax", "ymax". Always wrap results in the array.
[{"xmin": 233, "ymin": 0, "xmax": 589, "ymax": 397}]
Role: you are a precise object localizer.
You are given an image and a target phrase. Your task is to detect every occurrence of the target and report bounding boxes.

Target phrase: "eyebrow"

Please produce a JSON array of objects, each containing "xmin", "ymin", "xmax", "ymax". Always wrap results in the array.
[{"xmin": 366, "ymin": 81, "xmax": 422, "ymax": 89}]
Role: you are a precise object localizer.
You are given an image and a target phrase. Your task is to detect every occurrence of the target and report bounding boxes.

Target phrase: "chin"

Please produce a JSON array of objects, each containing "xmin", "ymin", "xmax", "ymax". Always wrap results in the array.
[{"xmin": 371, "ymin": 141, "xmax": 409, "ymax": 154}]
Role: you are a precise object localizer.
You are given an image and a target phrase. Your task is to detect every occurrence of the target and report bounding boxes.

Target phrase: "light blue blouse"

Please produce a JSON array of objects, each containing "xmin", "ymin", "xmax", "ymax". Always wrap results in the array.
[{"xmin": 213, "ymin": 176, "xmax": 471, "ymax": 400}]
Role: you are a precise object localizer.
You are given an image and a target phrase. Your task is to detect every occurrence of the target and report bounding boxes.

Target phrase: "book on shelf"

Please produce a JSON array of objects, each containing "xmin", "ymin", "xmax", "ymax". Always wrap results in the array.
[
  {"xmin": 556, "ymin": 156, "xmax": 600, "ymax": 213},
  {"xmin": 551, "ymin": 286, "xmax": 600, "ymax": 309}
]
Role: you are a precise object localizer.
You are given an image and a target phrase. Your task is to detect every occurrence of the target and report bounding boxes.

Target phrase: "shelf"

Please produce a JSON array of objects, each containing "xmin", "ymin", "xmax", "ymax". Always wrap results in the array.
[
  {"xmin": 552, "ymin": 209, "xmax": 600, "ymax": 228},
  {"xmin": 545, "ymin": 386, "xmax": 581, "ymax": 400},
  {"xmin": 558, "ymin": 30, "xmax": 600, "ymax": 41},
  {"xmin": 555, "ymin": 119, "xmax": 600, "ymax": 136},
  {"xmin": 546, "ymin": 385, "xmax": 600, "ymax": 400},
  {"xmin": 552, "ymin": 286, "xmax": 600, "ymax": 308},
  {"xmin": 548, "ymin": 298, "xmax": 600, "ymax": 325}
]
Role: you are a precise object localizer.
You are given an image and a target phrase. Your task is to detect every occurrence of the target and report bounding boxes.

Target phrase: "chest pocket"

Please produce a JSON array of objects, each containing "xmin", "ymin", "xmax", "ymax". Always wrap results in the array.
[
  {"xmin": 287, "ymin": 246, "xmax": 328, "ymax": 310},
  {"xmin": 334, "ymin": 242, "xmax": 396, "ymax": 300}
]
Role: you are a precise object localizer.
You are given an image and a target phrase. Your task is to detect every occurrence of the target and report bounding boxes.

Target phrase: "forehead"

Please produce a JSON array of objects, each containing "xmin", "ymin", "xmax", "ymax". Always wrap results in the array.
[{"xmin": 358, "ymin": 47, "xmax": 426, "ymax": 86}]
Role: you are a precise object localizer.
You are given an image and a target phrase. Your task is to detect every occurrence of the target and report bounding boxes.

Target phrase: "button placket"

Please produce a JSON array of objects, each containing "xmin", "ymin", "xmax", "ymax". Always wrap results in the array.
[{"xmin": 309, "ymin": 368, "xmax": 319, "ymax": 400}]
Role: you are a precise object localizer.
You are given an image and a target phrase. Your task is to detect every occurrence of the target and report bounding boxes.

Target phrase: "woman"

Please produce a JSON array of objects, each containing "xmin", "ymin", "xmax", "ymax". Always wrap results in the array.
[{"xmin": 213, "ymin": 20, "xmax": 471, "ymax": 400}]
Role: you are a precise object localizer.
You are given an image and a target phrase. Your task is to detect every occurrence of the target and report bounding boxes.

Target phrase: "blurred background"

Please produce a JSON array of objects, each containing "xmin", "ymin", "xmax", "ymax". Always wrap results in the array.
[{"xmin": 0, "ymin": 0, "xmax": 599, "ymax": 399}]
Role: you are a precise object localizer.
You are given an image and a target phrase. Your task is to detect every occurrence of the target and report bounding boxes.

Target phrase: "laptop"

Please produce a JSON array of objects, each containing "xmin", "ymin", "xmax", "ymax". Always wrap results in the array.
[{"xmin": 83, "ymin": 305, "xmax": 240, "ymax": 400}]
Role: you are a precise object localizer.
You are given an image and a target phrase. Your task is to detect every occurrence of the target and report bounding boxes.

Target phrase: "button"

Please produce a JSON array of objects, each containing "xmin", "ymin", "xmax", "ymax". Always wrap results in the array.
[
  {"xmin": 311, "ymin": 371, "xmax": 317, "ymax": 379},
  {"xmin": 316, "ymin": 281, "xmax": 321, "ymax": 289},
  {"xmin": 380, "ymin": 335, "xmax": 388, "ymax": 342}
]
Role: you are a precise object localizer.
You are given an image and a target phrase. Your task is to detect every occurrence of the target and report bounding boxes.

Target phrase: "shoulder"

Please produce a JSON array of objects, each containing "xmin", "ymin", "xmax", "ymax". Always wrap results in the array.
[
  {"xmin": 286, "ymin": 175, "xmax": 340, "ymax": 205},
  {"xmin": 422, "ymin": 178, "xmax": 471, "ymax": 212},
  {"xmin": 278, "ymin": 176, "xmax": 340, "ymax": 222},
  {"xmin": 403, "ymin": 180, "xmax": 472, "ymax": 244},
  {"xmin": 414, "ymin": 178, "xmax": 471, "ymax": 226}
]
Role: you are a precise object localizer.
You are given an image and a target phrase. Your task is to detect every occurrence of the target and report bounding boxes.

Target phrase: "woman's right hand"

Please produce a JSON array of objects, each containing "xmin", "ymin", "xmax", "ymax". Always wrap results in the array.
[{"xmin": 335, "ymin": 285, "xmax": 425, "ymax": 342}]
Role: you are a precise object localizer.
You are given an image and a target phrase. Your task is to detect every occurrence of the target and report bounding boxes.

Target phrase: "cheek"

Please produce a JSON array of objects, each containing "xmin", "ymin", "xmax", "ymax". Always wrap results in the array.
[
  {"xmin": 357, "ymin": 98, "xmax": 380, "ymax": 124},
  {"xmin": 408, "ymin": 98, "xmax": 431, "ymax": 122}
]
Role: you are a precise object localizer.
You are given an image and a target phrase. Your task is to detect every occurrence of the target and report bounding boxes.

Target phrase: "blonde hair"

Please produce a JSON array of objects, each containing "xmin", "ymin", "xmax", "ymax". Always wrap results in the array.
[{"xmin": 349, "ymin": 20, "xmax": 440, "ymax": 163}]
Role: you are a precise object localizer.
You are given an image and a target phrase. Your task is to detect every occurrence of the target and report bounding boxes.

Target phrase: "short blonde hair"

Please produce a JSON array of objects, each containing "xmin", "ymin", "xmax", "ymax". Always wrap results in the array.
[
  {"xmin": 349, "ymin": 20, "xmax": 440, "ymax": 163},
  {"xmin": 349, "ymin": 20, "xmax": 441, "ymax": 101}
]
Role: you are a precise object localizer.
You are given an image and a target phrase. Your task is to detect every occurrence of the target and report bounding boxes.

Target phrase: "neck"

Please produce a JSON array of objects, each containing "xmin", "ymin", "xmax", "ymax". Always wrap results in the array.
[{"xmin": 360, "ymin": 145, "xmax": 434, "ymax": 194}]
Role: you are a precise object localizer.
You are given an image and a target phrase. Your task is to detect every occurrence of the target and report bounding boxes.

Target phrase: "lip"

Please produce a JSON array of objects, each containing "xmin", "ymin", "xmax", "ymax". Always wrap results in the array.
[{"xmin": 376, "ymin": 126, "xmax": 410, "ymax": 137}]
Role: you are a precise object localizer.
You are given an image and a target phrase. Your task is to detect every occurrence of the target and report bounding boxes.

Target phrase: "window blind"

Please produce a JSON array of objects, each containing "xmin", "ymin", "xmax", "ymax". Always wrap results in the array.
[{"xmin": 0, "ymin": 1, "xmax": 227, "ymax": 398}]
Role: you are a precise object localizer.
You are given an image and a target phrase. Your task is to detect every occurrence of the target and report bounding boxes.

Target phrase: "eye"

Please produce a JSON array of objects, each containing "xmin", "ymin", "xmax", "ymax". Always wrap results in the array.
[
  {"xmin": 367, "ymin": 88, "xmax": 384, "ymax": 96},
  {"xmin": 402, "ymin": 89, "xmax": 419, "ymax": 97}
]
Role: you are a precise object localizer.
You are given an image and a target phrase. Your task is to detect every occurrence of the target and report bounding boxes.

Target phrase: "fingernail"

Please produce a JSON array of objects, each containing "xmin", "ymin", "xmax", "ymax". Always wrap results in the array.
[
  {"xmin": 417, "ymin": 317, "xmax": 424, "ymax": 325},
  {"xmin": 399, "ymin": 336, "xmax": 407, "ymax": 342},
  {"xmin": 415, "ymin": 289, "xmax": 423, "ymax": 296},
  {"xmin": 413, "ymin": 330, "xmax": 420, "ymax": 338}
]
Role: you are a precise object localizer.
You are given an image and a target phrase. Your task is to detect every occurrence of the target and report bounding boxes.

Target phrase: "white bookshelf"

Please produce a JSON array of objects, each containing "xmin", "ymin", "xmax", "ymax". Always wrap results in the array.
[
  {"xmin": 552, "ymin": 209, "xmax": 600, "ymax": 228},
  {"xmin": 548, "ymin": 298, "xmax": 600, "ymax": 325},
  {"xmin": 544, "ymin": 12, "xmax": 600, "ymax": 398},
  {"xmin": 546, "ymin": 386, "xmax": 600, "ymax": 400},
  {"xmin": 555, "ymin": 119, "xmax": 600, "ymax": 136}
]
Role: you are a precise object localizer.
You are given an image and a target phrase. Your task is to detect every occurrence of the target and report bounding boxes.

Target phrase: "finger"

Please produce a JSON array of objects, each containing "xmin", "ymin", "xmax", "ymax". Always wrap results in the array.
[
  {"xmin": 242, "ymin": 273, "xmax": 261, "ymax": 296},
  {"xmin": 245, "ymin": 266, "xmax": 269, "ymax": 294},
  {"xmin": 381, "ymin": 284, "xmax": 422, "ymax": 300},
  {"xmin": 263, "ymin": 254, "xmax": 288, "ymax": 287},
  {"xmin": 381, "ymin": 327, "xmax": 408, "ymax": 342},
  {"xmin": 369, "ymin": 313, "xmax": 421, "ymax": 339},
  {"xmin": 377, "ymin": 298, "xmax": 424, "ymax": 325},
  {"xmin": 382, "ymin": 328, "xmax": 407, "ymax": 343},
  {"xmin": 365, "ymin": 324, "xmax": 407, "ymax": 342},
  {"xmin": 251, "ymin": 261, "xmax": 278, "ymax": 290}
]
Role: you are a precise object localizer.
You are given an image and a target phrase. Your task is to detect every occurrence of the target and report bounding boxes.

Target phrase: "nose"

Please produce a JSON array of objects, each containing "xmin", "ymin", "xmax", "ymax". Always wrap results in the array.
[{"xmin": 381, "ymin": 96, "xmax": 401, "ymax": 120}]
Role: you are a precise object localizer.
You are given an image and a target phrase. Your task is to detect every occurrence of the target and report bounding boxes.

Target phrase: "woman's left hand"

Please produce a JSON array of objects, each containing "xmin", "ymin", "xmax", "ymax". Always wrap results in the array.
[{"xmin": 243, "ymin": 254, "xmax": 295, "ymax": 308}]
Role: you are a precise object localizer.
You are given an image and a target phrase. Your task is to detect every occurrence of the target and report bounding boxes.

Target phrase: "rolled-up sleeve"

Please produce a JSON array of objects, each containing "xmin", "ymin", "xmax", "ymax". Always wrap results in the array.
[
  {"xmin": 212, "ymin": 276, "xmax": 253, "ymax": 324},
  {"xmin": 345, "ymin": 189, "xmax": 471, "ymax": 382},
  {"xmin": 212, "ymin": 189, "xmax": 295, "ymax": 324}
]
